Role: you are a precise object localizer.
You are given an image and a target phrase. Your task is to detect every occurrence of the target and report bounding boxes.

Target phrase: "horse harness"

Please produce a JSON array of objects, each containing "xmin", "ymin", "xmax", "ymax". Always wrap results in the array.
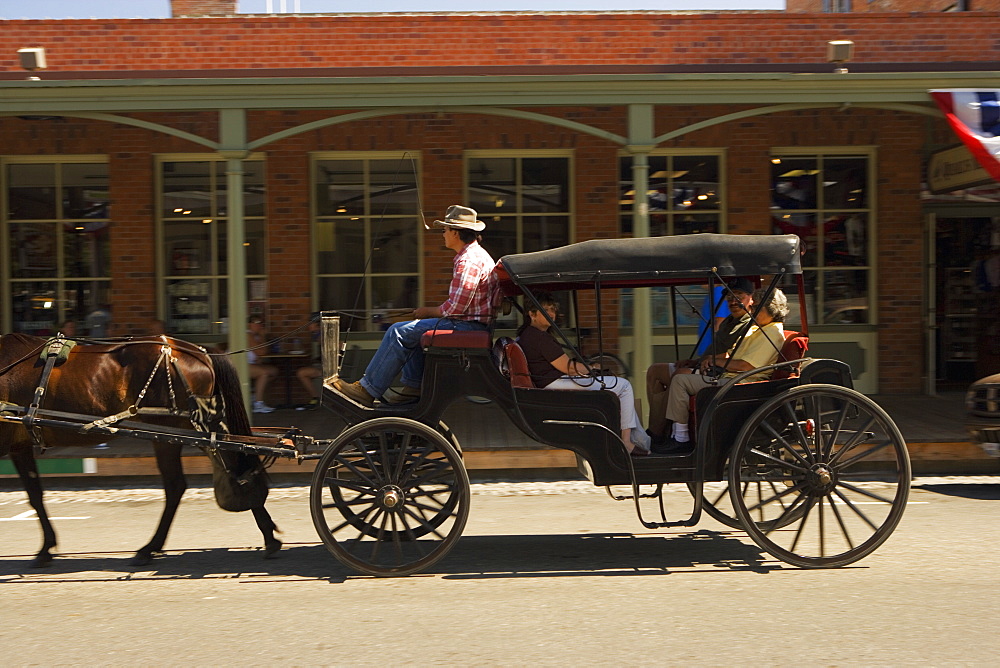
[{"xmin": 19, "ymin": 336, "xmax": 212, "ymax": 454}]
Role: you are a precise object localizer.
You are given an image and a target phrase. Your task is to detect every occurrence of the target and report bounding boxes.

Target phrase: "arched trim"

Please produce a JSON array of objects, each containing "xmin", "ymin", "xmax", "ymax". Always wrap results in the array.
[
  {"xmin": 0, "ymin": 111, "xmax": 219, "ymax": 149},
  {"xmin": 654, "ymin": 102, "xmax": 942, "ymax": 144},
  {"xmin": 247, "ymin": 106, "xmax": 628, "ymax": 149}
]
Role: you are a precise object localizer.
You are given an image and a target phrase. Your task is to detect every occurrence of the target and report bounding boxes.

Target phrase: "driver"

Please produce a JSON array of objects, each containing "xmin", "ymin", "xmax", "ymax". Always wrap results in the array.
[{"xmin": 516, "ymin": 293, "xmax": 651, "ymax": 456}]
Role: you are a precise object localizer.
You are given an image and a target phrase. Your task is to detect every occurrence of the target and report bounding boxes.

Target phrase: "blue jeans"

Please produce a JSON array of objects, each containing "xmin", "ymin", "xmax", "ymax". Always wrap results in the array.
[{"xmin": 358, "ymin": 318, "xmax": 488, "ymax": 398}]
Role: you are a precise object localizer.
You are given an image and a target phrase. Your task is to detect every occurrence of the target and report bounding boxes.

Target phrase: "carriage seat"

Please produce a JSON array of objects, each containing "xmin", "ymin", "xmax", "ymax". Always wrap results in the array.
[
  {"xmin": 771, "ymin": 330, "xmax": 809, "ymax": 380},
  {"xmin": 420, "ymin": 329, "xmax": 491, "ymax": 349},
  {"xmin": 494, "ymin": 337, "xmax": 534, "ymax": 388}
]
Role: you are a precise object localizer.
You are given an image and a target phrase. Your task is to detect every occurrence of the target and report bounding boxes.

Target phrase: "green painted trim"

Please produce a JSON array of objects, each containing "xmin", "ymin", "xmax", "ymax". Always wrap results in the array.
[
  {"xmin": 248, "ymin": 106, "xmax": 627, "ymax": 149},
  {"xmin": 0, "ymin": 458, "xmax": 92, "ymax": 475},
  {"xmin": 0, "ymin": 72, "xmax": 994, "ymax": 114}
]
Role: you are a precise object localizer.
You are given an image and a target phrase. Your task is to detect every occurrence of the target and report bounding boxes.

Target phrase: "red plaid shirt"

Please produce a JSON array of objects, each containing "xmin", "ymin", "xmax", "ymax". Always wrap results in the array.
[{"xmin": 440, "ymin": 241, "xmax": 497, "ymax": 324}]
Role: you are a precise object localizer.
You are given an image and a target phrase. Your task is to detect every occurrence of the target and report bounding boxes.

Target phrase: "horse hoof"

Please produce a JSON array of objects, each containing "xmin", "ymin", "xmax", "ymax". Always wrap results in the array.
[
  {"xmin": 263, "ymin": 539, "xmax": 282, "ymax": 559},
  {"xmin": 30, "ymin": 554, "xmax": 53, "ymax": 568}
]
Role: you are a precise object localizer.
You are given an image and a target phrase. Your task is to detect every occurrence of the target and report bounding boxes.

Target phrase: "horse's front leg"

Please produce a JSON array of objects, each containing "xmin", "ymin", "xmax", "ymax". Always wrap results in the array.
[
  {"xmin": 132, "ymin": 440, "xmax": 187, "ymax": 566},
  {"xmin": 10, "ymin": 447, "xmax": 57, "ymax": 568},
  {"xmin": 251, "ymin": 505, "xmax": 282, "ymax": 558}
]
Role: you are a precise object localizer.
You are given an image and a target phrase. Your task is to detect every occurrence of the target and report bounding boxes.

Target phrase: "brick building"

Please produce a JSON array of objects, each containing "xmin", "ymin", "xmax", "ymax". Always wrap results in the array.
[{"xmin": 1, "ymin": 0, "xmax": 998, "ymax": 400}]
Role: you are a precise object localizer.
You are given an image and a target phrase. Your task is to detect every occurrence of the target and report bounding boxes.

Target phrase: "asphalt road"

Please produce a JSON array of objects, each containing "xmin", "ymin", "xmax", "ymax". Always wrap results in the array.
[{"xmin": 1, "ymin": 476, "xmax": 998, "ymax": 666}]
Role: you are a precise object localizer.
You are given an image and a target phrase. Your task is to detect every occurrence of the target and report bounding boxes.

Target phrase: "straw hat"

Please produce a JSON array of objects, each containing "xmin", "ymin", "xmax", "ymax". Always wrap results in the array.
[{"xmin": 432, "ymin": 205, "xmax": 486, "ymax": 232}]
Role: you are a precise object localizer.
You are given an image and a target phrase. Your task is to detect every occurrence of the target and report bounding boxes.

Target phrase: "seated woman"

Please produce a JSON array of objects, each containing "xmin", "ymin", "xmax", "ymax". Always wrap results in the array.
[
  {"xmin": 656, "ymin": 287, "xmax": 788, "ymax": 454},
  {"xmin": 516, "ymin": 293, "xmax": 651, "ymax": 456}
]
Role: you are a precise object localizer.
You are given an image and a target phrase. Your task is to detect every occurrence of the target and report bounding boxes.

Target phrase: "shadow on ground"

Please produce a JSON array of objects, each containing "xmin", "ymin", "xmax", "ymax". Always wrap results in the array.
[
  {"xmin": 913, "ymin": 482, "xmax": 1000, "ymax": 500},
  {"xmin": 0, "ymin": 529, "xmax": 784, "ymax": 583}
]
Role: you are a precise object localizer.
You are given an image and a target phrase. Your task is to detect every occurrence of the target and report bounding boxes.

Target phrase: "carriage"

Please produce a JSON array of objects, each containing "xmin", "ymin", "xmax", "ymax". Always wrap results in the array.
[
  {"xmin": 1, "ymin": 233, "xmax": 909, "ymax": 576},
  {"xmin": 311, "ymin": 233, "xmax": 911, "ymax": 575}
]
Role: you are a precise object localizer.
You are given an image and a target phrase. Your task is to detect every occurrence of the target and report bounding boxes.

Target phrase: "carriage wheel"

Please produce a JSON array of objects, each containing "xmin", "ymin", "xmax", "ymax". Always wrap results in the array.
[
  {"xmin": 310, "ymin": 417, "xmax": 470, "ymax": 576},
  {"xmin": 688, "ymin": 463, "xmax": 806, "ymax": 531},
  {"xmin": 728, "ymin": 384, "xmax": 910, "ymax": 568}
]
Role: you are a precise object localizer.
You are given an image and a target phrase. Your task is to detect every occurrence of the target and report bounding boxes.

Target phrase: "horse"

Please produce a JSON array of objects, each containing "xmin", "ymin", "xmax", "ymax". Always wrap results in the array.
[{"xmin": 0, "ymin": 332, "xmax": 281, "ymax": 567}]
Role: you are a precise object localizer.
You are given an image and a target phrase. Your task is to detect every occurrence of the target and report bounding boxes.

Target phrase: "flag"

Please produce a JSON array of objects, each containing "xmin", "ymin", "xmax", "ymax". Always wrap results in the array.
[{"xmin": 930, "ymin": 90, "xmax": 1000, "ymax": 183}]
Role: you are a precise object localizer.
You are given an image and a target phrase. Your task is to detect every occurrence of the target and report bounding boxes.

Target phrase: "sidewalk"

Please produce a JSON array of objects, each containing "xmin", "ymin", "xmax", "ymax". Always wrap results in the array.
[{"xmin": 2, "ymin": 391, "xmax": 994, "ymax": 479}]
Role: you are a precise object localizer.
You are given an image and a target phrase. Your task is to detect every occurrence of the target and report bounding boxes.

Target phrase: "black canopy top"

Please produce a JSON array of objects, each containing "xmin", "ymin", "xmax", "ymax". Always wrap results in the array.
[{"xmin": 496, "ymin": 233, "xmax": 801, "ymax": 292}]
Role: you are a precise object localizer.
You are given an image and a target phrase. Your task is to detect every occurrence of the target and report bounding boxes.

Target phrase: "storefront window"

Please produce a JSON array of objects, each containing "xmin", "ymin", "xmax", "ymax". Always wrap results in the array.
[
  {"xmin": 3, "ymin": 159, "xmax": 110, "ymax": 335},
  {"xmin": 466, "ymin": 153, "xmax": 572, "ymax": 261},
  {"xmin": 619, "ymin": 152, "xmax": 725, "ymax": 327},
  {"xmin": 770, "ymin": 151, "xmax": 872, "ymax": 327},
  {"xmin": 158, "ymin": 157, "xmax": 266, "ymax": 336},
  {"xmin": 313, "ymin": 154, "xmax": 420, "ymax": 332}
]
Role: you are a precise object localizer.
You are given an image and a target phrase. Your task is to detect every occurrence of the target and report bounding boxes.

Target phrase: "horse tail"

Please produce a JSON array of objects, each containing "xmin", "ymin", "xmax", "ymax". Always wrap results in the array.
[
  {"xmin": 209, "ymin": 354, "xmax": 269, "ymax": 512},
  {"xmin": 210, "ymin": 354, "xmax": 252, "ymax": 437}
]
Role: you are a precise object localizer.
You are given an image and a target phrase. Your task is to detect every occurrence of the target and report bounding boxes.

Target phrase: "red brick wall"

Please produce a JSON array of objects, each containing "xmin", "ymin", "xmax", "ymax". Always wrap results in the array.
[{"xmin": 1, "ymin": 11, "xmax": 997, "ymax": 75}]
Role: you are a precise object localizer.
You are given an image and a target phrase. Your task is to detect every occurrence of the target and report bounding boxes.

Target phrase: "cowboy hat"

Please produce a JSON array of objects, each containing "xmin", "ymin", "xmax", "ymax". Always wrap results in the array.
[{"xmin": 429, "ymin": 204, "xmax": 486, "ymax": 232}]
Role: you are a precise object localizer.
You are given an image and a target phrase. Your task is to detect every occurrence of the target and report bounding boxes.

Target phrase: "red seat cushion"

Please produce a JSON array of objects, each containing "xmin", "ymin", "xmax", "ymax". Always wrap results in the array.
[
  {"xmin": 503, "ymin": 341, "xmax": 534, "ymax": 388},
  {"xmin": 420, "ymin": 329, "xmax": 491, "ymax": 349},
  {"xmin": 772, "ymin": 331, "xmax": 809, "ymax": 380}
]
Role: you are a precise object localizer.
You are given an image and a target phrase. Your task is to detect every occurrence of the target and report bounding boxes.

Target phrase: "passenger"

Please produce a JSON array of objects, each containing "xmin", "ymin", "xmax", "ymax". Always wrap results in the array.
[
  {"xmin": 655, "ymin": 288, "xmax": 788, "ymax": 454},
  {"xmin": 516, "ymin": 293, "xmax": 651, "ymax": 456},
  {"xmin": 296, "ymin": 313, "xmax": 322, "ymax": 411},
  {"xmin": 334, "ymin": 205, "xmax": 497, "ymax": 407},
  {"xmin": 247, "ymin": 316, "xmax": 279, "ymax": 414},
  {"xmin": 645, "ymin": 278, "xmax": 755, "ymax": 445}
]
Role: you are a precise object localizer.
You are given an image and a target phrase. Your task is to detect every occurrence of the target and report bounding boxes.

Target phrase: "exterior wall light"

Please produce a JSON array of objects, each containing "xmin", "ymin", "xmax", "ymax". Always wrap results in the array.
[
  {"xmin": 827, "ymin": 40, "xmax": 854, "ymax": 74},
  {"xmin": 17, "ymin": 47, "xmax": 47, "ymax": 80}
]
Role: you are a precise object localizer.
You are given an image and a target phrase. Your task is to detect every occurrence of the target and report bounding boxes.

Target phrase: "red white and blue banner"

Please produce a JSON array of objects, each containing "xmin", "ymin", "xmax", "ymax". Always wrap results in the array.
[{"xmin": 930, "ymin": 89, "xmax": 1000, "ymax": 183}]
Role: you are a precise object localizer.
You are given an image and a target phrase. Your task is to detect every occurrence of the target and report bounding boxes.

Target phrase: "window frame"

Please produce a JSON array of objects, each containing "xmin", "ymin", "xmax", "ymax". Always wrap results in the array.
[
  {"xmin": 310, "ymin": 151, "xmax": 424, "ymax": 332},
  {"xmin": 155, "ymin": 153, "xmax": 267, "ymax": 340},
  {"xmin": 1, "ymin": 154, "xmax": 111, "ymax": 334},
  {"xmin": 770, "ymin": 145, "xmax": 878, "ymax": 328}
]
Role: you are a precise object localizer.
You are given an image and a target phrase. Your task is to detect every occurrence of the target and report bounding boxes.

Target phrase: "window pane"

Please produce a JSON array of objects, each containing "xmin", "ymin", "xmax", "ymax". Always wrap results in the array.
[
  {"xmin": 521, "ymin": 157, "xmax": 568, "ymax": 213},
  {"xmin": 481, "ymin": 215, "xmax": 517, "ymax": 259},
  {"xmin": 771, "ymin": 157, "xmax": 818, "ymax": 209},
  {"xmin": 10, "ymin": 223, "xmax": 57, "ymax": 277},
  {"xmin": 315, "ymin": 160, "xmax": 365, "ymax": 216},
  {"xmin": 371, "ymin": 218, "xmax": 419, "ymax": 274},
  {"xmin": 214, "ymin": 162, "xmax": 228, "ymax": 216},
  {"xmin": 67, "ymin": 281, "xmax": 112, "ymax": 335},
  {"xmin": 62, "ymin": 163, "xmax": 110, "ymax": 219},
  {"xmin": 164, "ymin": 220, "xmax": 211, "ymax": 276},
  {"xmin": 823, "ymin": 157, "xmax": 867, "ymax": 209},
  {"xmin": 673, "ymin": 155, "xmax": 721, "ymax": 210},
  {"xmin": 316, "ymin": 219, "xmax": 366, "ymax": 274},
  {"xmin": 11, "ymin": 282, "xmax": 57, "ymax": 334},
  {"xmin": 674, "ymin": 213, "xmax": 719, "ymax": 235},
  {"xmin": 165, "ymin": 279, "xmax": 214, "ymax": 334},
  {"xmin": 778, "ymin": 272, "xmax": 817, "ymax": 330},
  {"xmin": 772, "ymin": 212, "xmax": 818, "ymax": 267},
  {"xmin": 824, "ymin": 212, "xmax": 867, "ymax": 266},
  {"xmin": 823, "ymin": 270, "xmax": 868, "ymax": 324},
  {"xmin": 217, "ymin": 219, "xmax": 266, "ymax": 275},
  {"xmin": 162, "ymin": 162, "xmax": 213, "ymax": 217},
  {"xmin": 63, "ymin": 222, "xmax": 111, "ymax": 277},
  {"xmin": 316, "ymin": 276, "xmax": 367, "ymax": 327},
  {"xmin": 370, "ymin": 160, "xmax": 418, "ymax": 215},
  {"xmin": 7, "ymin": 164, "xmax": 56, "ymax": 220},
  {"xmin": 522, "ymin": 215, "xmax": 569, "ymax": 252},
  {"xmin": 371, "ymin": 275, "xmax": 420, "ymax": 313},
  {"xmin": 468, "ymin": 158, "xmax": 516, "ymax": 213}
]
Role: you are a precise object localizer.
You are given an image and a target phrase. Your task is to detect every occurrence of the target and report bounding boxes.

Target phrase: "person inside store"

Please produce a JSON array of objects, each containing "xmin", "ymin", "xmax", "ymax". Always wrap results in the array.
[
  {"xmin": 517, "ymin": 292, "xmax": 651, "ymax": 456},
  {"xmin": 655, "ymin": 287, "xmax": 787, "ymax": 454},
  {"xmin": 296, "ymin": 313, "xmax": 323, "ymax": 411},
  {"xmin": 645, "ymin": 277, "xmax": 755, "ymax": 446},
  {"xmin": 334, "ymin": 205, "xmax": 498, "ymax": 407},
  {"xmin": 248, "ymin": 316, "xmax": 279, "ymax": 414}
]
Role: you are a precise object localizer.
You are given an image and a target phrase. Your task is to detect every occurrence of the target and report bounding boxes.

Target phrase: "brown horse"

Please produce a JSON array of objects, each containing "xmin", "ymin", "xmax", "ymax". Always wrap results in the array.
[{"xmin": 0, "ymin": 332, "xmax": 280, "ymax": 567}]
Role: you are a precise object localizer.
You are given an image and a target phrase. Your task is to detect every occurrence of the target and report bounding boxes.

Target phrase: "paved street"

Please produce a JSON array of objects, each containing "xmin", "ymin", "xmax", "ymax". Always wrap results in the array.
[{"xmin": 1, "ymin": 476, "xmax": 998, "ymax": 665}]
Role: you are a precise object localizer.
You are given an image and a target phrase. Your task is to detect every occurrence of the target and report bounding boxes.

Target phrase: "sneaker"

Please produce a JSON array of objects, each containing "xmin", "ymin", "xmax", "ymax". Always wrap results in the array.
[
  {"xmin": 333, "ymin": 378, "xmax": 376, "ymax": 407},
  {"xmin": 630, "ymin": 428, "xmax": 652, "ymax": 455},
  {"xmin": 651, "ymin": 437, "xmax": 693, "ymax": 456},
  {"xmin": 296, "ymin": 397, "xmax": 320, "ymax": 411},
  {"xmin": 253, "ymin": 400, "xmax": 275, "ymax": 414}
]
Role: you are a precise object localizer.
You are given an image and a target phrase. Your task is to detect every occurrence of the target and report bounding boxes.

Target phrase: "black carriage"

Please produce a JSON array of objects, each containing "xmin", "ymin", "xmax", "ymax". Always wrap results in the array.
[{"xmin": 313, "ymin": 233, "xmax": 911, "ymax": 576}]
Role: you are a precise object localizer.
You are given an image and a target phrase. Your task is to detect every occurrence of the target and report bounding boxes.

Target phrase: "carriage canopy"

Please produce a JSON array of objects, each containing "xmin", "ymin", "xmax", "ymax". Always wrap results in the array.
[{"xmin": 494, "ymin": 233, "xmax": 801, "ymax": 294}]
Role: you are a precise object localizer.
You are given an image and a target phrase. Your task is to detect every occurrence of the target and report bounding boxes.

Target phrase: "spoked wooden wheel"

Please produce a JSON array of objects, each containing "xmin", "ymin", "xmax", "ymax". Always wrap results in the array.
[
  {"xmin": 310, "ymin": 417, "xmax": 470, "ymax": 576},
  {"xmin": 729, "ymin": 384, "xmax": 910, "ymax": 568}
]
